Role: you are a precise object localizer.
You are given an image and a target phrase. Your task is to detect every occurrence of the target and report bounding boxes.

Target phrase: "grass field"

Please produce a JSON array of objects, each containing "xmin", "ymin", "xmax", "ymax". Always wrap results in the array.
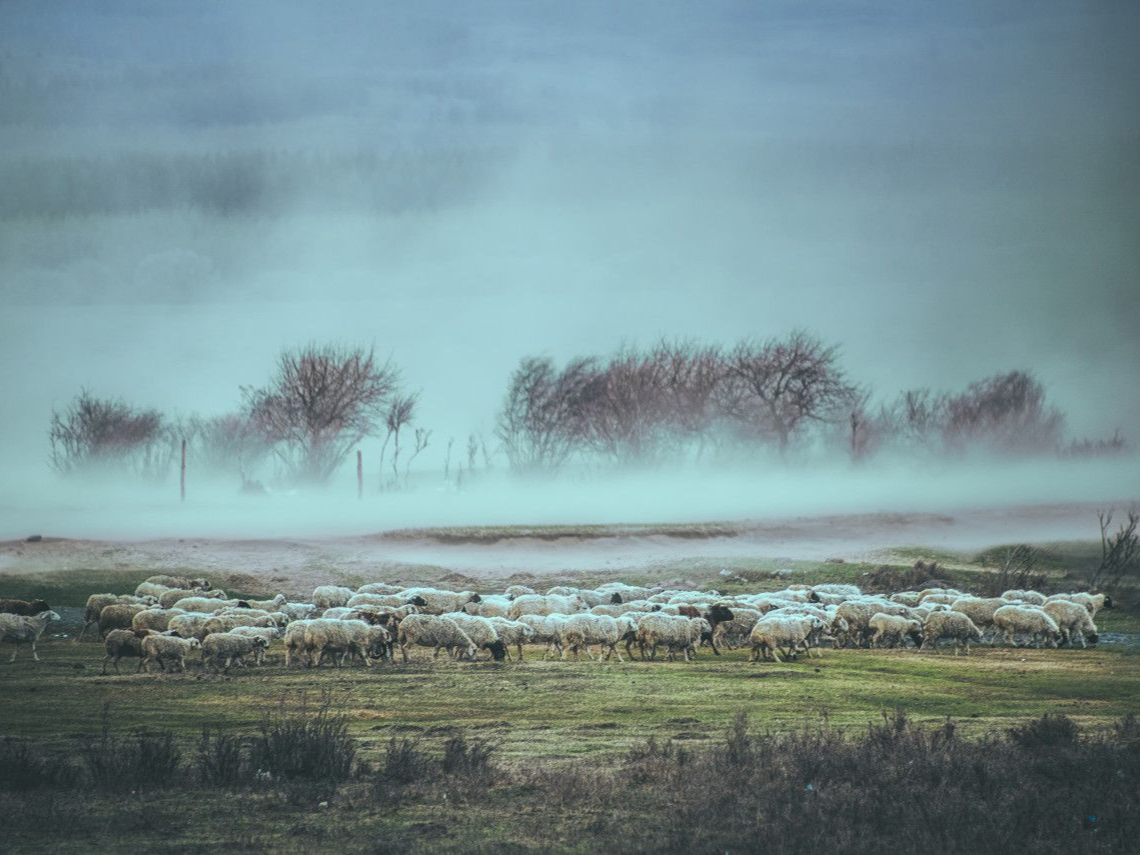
[{"xmin": 2, "ymin": 532, "xmax": 1139, "ymax": 852}]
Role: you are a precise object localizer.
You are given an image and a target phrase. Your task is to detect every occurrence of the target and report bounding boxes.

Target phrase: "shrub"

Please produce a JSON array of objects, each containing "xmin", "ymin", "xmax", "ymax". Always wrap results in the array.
[
  {"xmin": 0, "ymin": 738, "xmax": 71, "ymax": 790},
  {"xmin": 197, "ymin": 727, "xmax": 248, "ymax": 787},
  {"xmin": 250, "ymin": 694, "xmax": 355, "ymax": 782},
  {"xmin": 1008, "ymin": 713, "xmax": 1081, "ymax": 749}
]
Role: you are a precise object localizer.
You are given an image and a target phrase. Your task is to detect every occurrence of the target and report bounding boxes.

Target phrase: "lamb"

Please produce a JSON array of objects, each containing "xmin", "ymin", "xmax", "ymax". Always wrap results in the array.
[
  {"xmin": 131, "ymin": 608, "xmax": 186, "ymax": 633},
  {"xmin": 921, "ymin": 611, "xmax": 984, "ymax": 655},
  {"xmin": 443, "ymin": 613, "xmax": 507, "ymax": 661},
  {"xmin": 507, "ymin": 594, "xmax": 587, "ymax": 619},
  {"xmin": 159, "ymin": 588, "xmax": 228, "ymax": 609},
  {"xmin": 312, "ymin": 585, "xmax": 356, "ymax": 610},
  {"xmin": 101, "ymin": 628, "xmax": 156, "ymax": 674},
  {"xmin": 950, "ymin": 597, "xmax": 1008, "ymax": 644},
  {"xmin": 98, "ymin": 603, "xmax": 149, "ymax": 636},
  {"xmin": 303, "ymin": 619, "xmax": 390, "ymax": 667},
  {"xmin": 635, "ymin": 613, "xmax": 700, "ymax": 662},
  {"xmin": 144, "ymin": 574, "xmax": 211, "ymax": 591},
  {"xmin": 869, "ymin": 613, "xmax": 924, "ymax": 649},
  {"xmin": 202, "ymin": 632, "xmax": 271, "ymax": 673},
  {"xmin": 560, "ymin": 614, "xmax": 630, "ymax": 662},
  {"xmin": 487, "ymin": 617, "xmax": 536, "ymax": 661},
  {"xmin": 227, "ymin": 625, "xmax": 279, "ymax": 657},
  {"xmin": 1041, "ymin": 600, "xmax": 1099, "ymax": 649},
  {"xmin": 0, "ymin": 598, "xmax": 51, "ymax": 616},
  {"xmin": 993, "ymin": 605, "xmax": 1062, "ymax": 649},
  {"xmin": 0, "ymin": 610, "xmax": 61, "ymax": 661},
  {"xmin": 400, "ymin": 588, "xmax": 483, "ymax": 615},
  {"xmin": 140, "ymin": 634, "xmax": 201, "ymax": 672},
  {"xmin": 397, "ymin": 615, "xmax": 478, "ymax": 663},
  {"xmin": 1002, "ymin": 590, "xmax": 1048, "ymax": 606}
]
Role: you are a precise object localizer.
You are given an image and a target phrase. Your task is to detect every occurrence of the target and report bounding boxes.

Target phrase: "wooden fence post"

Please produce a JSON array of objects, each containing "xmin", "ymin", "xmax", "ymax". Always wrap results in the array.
[
  {"xmin": 180, "ymin": 438, "xmax": 187, "ymax": 502},
  {"xmin": 357, "ymin": 449, "xmax": 363, "ymax": 500}
]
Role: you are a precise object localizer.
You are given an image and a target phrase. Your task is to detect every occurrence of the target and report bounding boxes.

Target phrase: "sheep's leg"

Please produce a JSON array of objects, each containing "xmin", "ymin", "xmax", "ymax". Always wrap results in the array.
[
  {"xmin": 102, "ymin": 656, "xmax": 110, "ymax": 675},
  {"xmin": 516, "ymin": 643, "xmax": 523, "ymax": 661},
  {"xmin": 769, "ymin": 645, "xmax": 783, "ymax": 663},
  {"xmin": 400, "ymin": 643, "xmax": 409, "ymax": 664},
  {"xmin": 30, "ymin": 640, "xmax": 39, "ymax": 662}
]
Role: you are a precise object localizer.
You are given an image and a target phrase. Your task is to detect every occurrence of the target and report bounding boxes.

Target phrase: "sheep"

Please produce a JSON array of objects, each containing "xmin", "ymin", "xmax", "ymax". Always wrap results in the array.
[
  {"xmin": 889, "ymin": 592, "xmax": 924, "ymax": 607},
  {"xmin": 834, "ymin": 601, "xmax": 890, "ymax": 647},
  {"xmin": 869, "ymin": 613, "xmax": 924, "ymax": 649},
  {"xmin": 171, "ymin": 596, "xmax": 247, "ymax": 614},
  {"xmin": 508, "ymin": 594, "xmax": 587, "ymax": 620},
  {"xmin": 227, "ymin": 626, "xmax": 279, "ymax": 660},
  {"xmin": 283, "ymin": 620, "xmax": 313, "ymax": 667},
  {"xmin": 504, "ymin": 584, "xmax": 537, "ymax": 599},
  {"xmin": 0, "ymin": 610, "xmax": 61, "ymax": 661},
  {"xmin": 1046, "ymin": 592, "xmax": 1113, "ymax": 618},
  {"xmin": 243, "ymin": 594, "xmax": 287, "ymax": 612},
  {"xmin": 202, "ymin": 632, "xmax": 271, "ymax": 673},
  {"xmin": 98, "ymin": 603, "xmax": 149, "ymax": 637},
  {"xmin": 101, "ymin": 628, "xmax": 156, "ymax": 674},
  {"xmin": 356, "ymin": 582, "xmax": 404, "ymax": 595},
  {"xmin": 131, "ymin": 608, "xmax": 186, "ymax": 633},
  {"xmin": 514, "ymin": 614, "xmax": 569, "ymax": 659},
  {"xmin": 140, "ymin": 634, "xmax": 201, "ymax": 672},
  {"xmin": 811, "ymin": 583, "xmax": 862, "ymax": 597},
  {"xmin": 400, "ymin": 588, "xmax": 483, "ymax": 615},
  {"xmin": 77, "ymin": 594, "xmax": 153, "ymax": 642},
  {"xmin": 159, "ymin": 588, "xmax": 228, "ymax": 609},
  {"xmin": 487, "ymin": 617, "xmax": 536, "ymax": 661},
  {"xmin": 303, "ymin": 619, "xmax": 390, "ymax": 667},
  {"xmin": 347, "ymin": 592, "xmax": 429, "ymax": 610},
  {"xmin": 921, "ymin": 611, "xmax": 984, "ymax": 655},
  {"xmin": 635, "ymin": 613, "xmax": 700, "ymax": 662},
  {"xmin": 167, "ymin": 613, "xmax": 216, "ymax": 641},
  {"xmin": 1002, "ymin": 589, "xmax": 1048, "ymax": 606},
  {"xmin": 596, "ymin": 582, "xmax": 654, "ymax": 602},
  {"xmin": 203, "ymin": 612, "xmax": 284, "ymax": 637},
  {"xmin": 0, "ymin": 598, "xmax": 51, "ymax": 616},
  {"xmin": 312, "ymin": 585, "xmax": 356, "ymax": 610},
  {"xmin": 397, "ymin": 615, "xmax": 478, "ymax": 663},
  {"xmin": 560, "ymin": 614, "xmax": 630, "ymax": 662},
  {"xmin": 949, "ymin": 597, "xmax": 1008, "ymax": 644},
  {"xmin": 145, "ymin": 574, "xmax": 211, "ymax": 591},
  {"xmin": 748, "ymin": 616, "xmax": 815, "ymax": 663},
  {"xmin": 463, "ymin": 595, "xmax": 512, "ymax": 618},
  {"xmin": 443, "ymin": 613, "xmax": 507, "ymax": 661},
  {"xmin": 993, "ymin": 605, "xmax": 1062, "ymax": 649},
  {"xmin": 545, "ymin": 586, "xmax": 613, "ymax": 607},
  {"xmin": 280, "ymin": 602, "xmax": 318, "ymax": 622},
  {"xmin": 134, "ymin": 581, "xmax": 174, "ymax": 600},
  {"xmin": 712, "ymin": 608, "xmax": 763, "ymax": 651},
  {"xmin": 1041, "ymin": 600, "xmax": 1099, "ymax": 649}
]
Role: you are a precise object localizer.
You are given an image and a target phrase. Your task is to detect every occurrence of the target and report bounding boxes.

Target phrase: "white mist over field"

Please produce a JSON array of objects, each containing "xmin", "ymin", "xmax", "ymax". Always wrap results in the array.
[{"xmin": 1, "ymin": 1, "xmax": 1137, "ymax": 540}]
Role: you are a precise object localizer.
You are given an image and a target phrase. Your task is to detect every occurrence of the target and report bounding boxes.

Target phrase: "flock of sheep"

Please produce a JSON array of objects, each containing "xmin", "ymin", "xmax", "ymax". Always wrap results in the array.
[{"xmin": 0, "ymin": 575, "xmax": 1114, "ymax": 673}]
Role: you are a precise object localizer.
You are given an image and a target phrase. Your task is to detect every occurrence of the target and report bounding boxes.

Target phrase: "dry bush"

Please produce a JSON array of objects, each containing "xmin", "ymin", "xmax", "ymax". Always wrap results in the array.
[{"xmin": 49, "ymin": 389, "xmax": 176, "ymax": 480}]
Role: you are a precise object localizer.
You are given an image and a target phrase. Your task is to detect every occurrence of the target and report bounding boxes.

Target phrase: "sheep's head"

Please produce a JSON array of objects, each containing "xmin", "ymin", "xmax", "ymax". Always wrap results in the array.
[
  {"xmin": 1102, "ymin": 595, "xmax": 1114, "ymax": 610},
  {"xmin": 191, "ymin": 579, "xmax": 211, "ymax": 590},
  {"xmin": 28, "ymin": 599, "xmax": 51, "ymax": 613},
  {"xmin": 1087, "ymin": 633, "xmax": 1100, "ymax": 645},
  {"xmin": 187, "ymin": 638, "xmax": 202, "ymax": 650},
  {"xmin": 256, "ymin": 637, "xmax": 270, "ymax": 649},
  {"xmin": 609, "ymin": 592, "xmax": 623, "ymax": 604},
  {"xmin": 406, "ymin": 595, "xmax": 428, "ymax": 607},
  {"xmin": 707, "ymin": 604, "xmax": 734, "ymax": 626},
  {"xmin": 39, "ymin": 610, "xmax": 61, "ymax": 622},
  {"xmin": 487, "ymin": 639, "xmax": 507, "ymax": 662}
]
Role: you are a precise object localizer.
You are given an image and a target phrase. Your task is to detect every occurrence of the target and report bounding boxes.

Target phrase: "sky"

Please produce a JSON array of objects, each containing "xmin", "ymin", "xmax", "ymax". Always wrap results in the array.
[{"xmin": 0, "ymin": 1, "xmax": 1137, "ymax": 535}]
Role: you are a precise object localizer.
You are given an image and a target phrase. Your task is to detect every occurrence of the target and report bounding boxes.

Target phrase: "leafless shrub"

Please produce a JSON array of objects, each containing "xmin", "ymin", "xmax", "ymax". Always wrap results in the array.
[
  {"xmin": 380, "ymin": 392, "xmax": 418, "ymax": 491},
  {"xmin": 496, "ymin": 356, "xmax": 596, "ymax": 473},
  {"xmin": 942, "ymin": 370, "xmax": 1064, "ymax": 454},
  {"xmin": 976, "ymin": 544, "xmax": 1048, "ymax": 597},
  {"xmin": 181, "ymin": 412, "xmax": 272, "ymax": 486},
  {"xmin": 49, "ymin": 389, "xmax": 177, "ymax": 480},
  {"xmin": 1087, "ymin": 508, "xmax": 1140, "ymax": 590},
  {"xmin": 243, "ymin": 344, "xmax": 401, "ymax": 485},
  {"xmin": 1064, "ymin": 429, "xmax": 1128, "ymax": 458}
]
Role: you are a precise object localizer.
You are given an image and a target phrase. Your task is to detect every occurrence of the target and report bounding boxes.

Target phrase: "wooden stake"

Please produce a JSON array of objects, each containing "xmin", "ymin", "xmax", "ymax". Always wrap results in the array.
[
  {"xmin": 357, "ymin": 449, "xmax": 363, "ymax": 500},
  {"xmin": 180, "ymin": 438, "xmax": 187, "ymax": 502}
]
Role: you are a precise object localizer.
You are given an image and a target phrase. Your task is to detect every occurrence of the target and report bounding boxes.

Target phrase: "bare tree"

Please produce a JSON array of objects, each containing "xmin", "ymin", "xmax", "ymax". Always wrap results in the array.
[
  {"xmin": 1087, "ymin": 509, "xmax": 1140, "ymax": 590},
  {"xmin": 404, "ymin": 427, "xmax": 431, "ymax": 487},
  {"xmin": 886, "ymin": 388, "xmax": 947, "ymax": 451},
  {"xmin": 496, "ymin": 356, "xmax": 596, "ymax": 473},
  {"xmin": 243, "ymin": 344, "xmax": 400, "ymax": 485},
  {"xmin": 721, "ymin": 330, "xmax": 857, "ymax": 452},
  {"xmin": 380, "ymin": 392, "xmax": 418, "ymax": 490},
  {"xmin": 443, "ymin": 436, "xmax": 455, "ymax": 481},
  {"xmin": 49, "ymin": 389, "xmax": 176, "ymax": 481},
  {"xmin": 579, "ymin": 345, "xmax": 674, "ymax": 466},
  {"xmin": 182, "ymin": 412, "xmax": 272, "ymax": 486},
  {"xmin": 942, "ymin": 370, "xmax": 1064, "ymax": 454}
]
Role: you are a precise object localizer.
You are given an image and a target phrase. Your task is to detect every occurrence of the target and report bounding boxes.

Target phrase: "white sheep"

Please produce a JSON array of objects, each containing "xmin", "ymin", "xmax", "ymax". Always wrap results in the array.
[
  {"xmin": 1041, "ymin": 600, "xmax": 1099, "ymax": 648},
  {"xmin": 159, "ymin": 588, "xmax": 227, "ymax": 609},
  {"xmin": 1001, "ymin": 589, "xmax": 1047, "ymax": 606},
  {"xmin": 141, "ymin": 634, "xmax": 201, "ymax": 672},
  {"xmin": 504, "ymin": 584, "xmax": 537, "ymax": 599},
  {"xmin": 397, "ymin": 614, "xmax": 478, "ymax": 663},
  {"xmin": 303, "ymin": 619, "xmax": 389, "ymax": 667},
  {"xmin": 712, "ymin": 608, "xmax": 763, "ymax": 651},
  {"xmin": 0, "ymin": 610, "xmax": 61, "ymax": 662},
  {"xmin": 993, "ymin": 605, "xmax": 1062, "ymax": 649},
  {"xmin": 135, "ymin": 581, "xmax": 175, "ymax": 600},
  {"xmin": 463, "ymin": 595, "xmax": 513, "ymax": 618},
  {"xmin": 869, "ymin": 613, "xmax": 923, "ymax": 649},
  {"xmin": 171, "ymin": 596, "xmax": 240, "ymax": 614},
  {"xmin": 889, "ymin": 592, "xmax": 924, "ymax": 607},
  {"xmin": 357, "ymin": 582, "xmax": 405, "ymax": 595},
  {"xmin": 748, "ymin": 615, "xmax": 815, "ymax": 663},
  {"xmin": 507, "ymin": 593, "xmax": 587, "ymax": 620},
  {"xmin": 442, "ymin": 613, "xmax": 507, "ymax": 661},
  {"xmin": 921, "ymin": 611, "xmax": 984, "ymax": 655},
  {"xmin": 514, "ymin": 614, "xmax": 569, "ymax": 659},
  {"xmin": 312, "ymin": 585, "xmax": 356, "ymax": 610},
  {"xmin": 635, "ymin": 613, "xmax": 699, "ymax": 661},
  {"xmin": 949, "ymin": 597, "xmax": 1008, "ymax": 644},
  {"xmin": 167, "ymin": 612, "xmax": 216, "ymax": 641},
  {"xmin": 227, "ymin": 625, "xmax": 279, "ymax": 653},
  {"xmin": 280, "ymin": 602, "xmax": 318, "ymax": 622},
  {"xmin": 98, "ymin": 603, "xmax": 149, "ymax": 637},
  {"xmin": 560, "ymin": 614, "xmax": 630, "ymax": 662},
  {"xmin": 400, "ymin": 588, "xmax": 482, "ymax": 615},
  {"xmin": 487, "ymin": 618, "xmax": 535, "ymax": 661},
  {"xmin": 202, "ymin": 632, "xmax": 271, "ymax": 672},
  {"xmin": 283, "ymin": 620, "xmax": 313, "ymax": 667},
  {"xmin": 243, "ymin": 594, "xmax": 287, "ymax": 612},
  {"xmin": 1045, "ymin": 592, "xmax": 1113, "ymax": 618},
  {"xmin": 145, "ymin": 574, "xmax": 211, "ymax": 591}
]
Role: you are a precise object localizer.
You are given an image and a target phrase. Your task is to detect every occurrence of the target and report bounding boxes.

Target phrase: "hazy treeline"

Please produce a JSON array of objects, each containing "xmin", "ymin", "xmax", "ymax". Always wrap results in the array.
[{"xmin": 46, "ymin": 331, "xmax": 1128, "ymax": 490}]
